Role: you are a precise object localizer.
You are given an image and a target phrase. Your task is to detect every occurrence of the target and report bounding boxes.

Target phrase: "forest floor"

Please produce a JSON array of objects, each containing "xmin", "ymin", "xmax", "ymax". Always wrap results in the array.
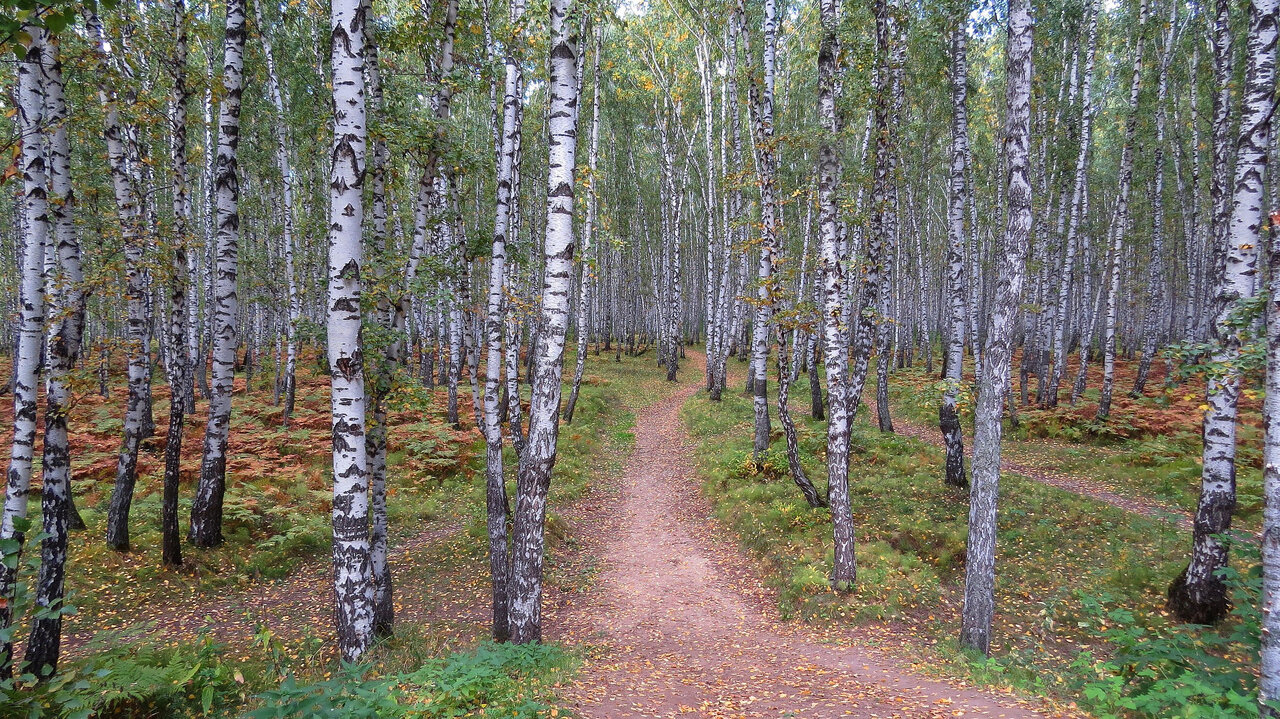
[
  {"xmin": 885, "ymin": 415, "xmax": 1194, "ymax": 532},
  {"xmin": 556, "ymin": 353, "xmax": 1056, "ymax": 718},
  {"xmin": 12, "ymin": 348, "xmax": 1255, "ymax": 715}
]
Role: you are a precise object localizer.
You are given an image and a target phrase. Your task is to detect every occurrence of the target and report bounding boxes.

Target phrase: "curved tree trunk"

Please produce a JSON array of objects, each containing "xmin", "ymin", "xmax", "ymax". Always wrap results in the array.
[{"xmin": 191, "ymin": 0, "xmax": 248, "ymax": 548}]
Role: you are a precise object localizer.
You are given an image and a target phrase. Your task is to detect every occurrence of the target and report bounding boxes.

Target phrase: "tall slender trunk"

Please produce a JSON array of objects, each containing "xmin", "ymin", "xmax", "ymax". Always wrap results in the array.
[
  {"xmin": 737, "ymin": 0, "xmax": 779, "ymax": 462},
  {"xmin": 1046, "ymin": 0, "xmax": 1098, "ymax": 408},
  {"xmin": 482, "ymin": 0, "xmax": 526, "ymax": 644},
  {"xmin": 361, "ymin": 0, "xmax": 394, "ymax": 638},
  {"xmin": 565, "ymin": 25, "xmax": 600, "ymax": 424},
  {"xmin": 817, "ymin": 0, "xmax": 854, "ymax": 589},
  {"xmin": 1132, "ymin": 2, "xmax": 1179, "ymax": 397},
  {"xmin": 1096, "ymin": 1, "xmax": 1147, "ymax": 422},
  {"xmin": 97, "ymin": 12, "xmax": 150, "ymax": 552},
  {"xmin": 1171, "ymin": 0, "xmax": 1276, "ymax": 627},
  {"xmin": 1, "ymin": 29, "xmax": 48, "ymax": 677},
  {"xmin": 191, "ymin": 0, "xmax": 248, "ymax": 548},
  {"xmin": 327, "ymin": 0, "xmax": 373, "ymax": 662},
  {"xmin": 162, "ymin": 0, "xmax": 190, "ymax": 569},
  {"xmin": 22, "ymin": 30, "xmax": 84, "ymax": 680},
  {"xmin": 258, "ymin": 3, "xmax": 300, "ymax": 426},
  {"xmin": 941, "ymin": 14, "xmax": 970, "ymax": 490},
  {"xmin": 960, "ymin": 0, "xmax": 1032, "ymax": 656},
  {"xmin": 509, "ymin": 0, "xmax": 579, "ymax": 644},
  {"xmin": 1264, "ymin": 218, "xmax": 1280, "ymax": 715}
]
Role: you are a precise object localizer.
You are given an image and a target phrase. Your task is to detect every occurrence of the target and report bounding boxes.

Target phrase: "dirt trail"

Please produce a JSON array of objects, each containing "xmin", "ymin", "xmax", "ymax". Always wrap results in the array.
[
  {"xmin": 888, "ymin": 415, "xmax": 1194, "ymax": 532},
  {"xmin": 559, "ymin": 361, "xmax": 1052, "ymax": 718}
]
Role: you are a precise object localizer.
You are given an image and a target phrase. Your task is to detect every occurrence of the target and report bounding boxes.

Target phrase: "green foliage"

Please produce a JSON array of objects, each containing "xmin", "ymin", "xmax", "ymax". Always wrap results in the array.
[
  {"xmin": 248, "ymin": 642, "xmax": 573, "ymax": 719},
  {"xmin": 0, "ymin": 631, "xmax": 248, "ymax": 719},
  {"xmin": 1071, "ymin": 558, "xmax": 1276, "ymax": 718}
]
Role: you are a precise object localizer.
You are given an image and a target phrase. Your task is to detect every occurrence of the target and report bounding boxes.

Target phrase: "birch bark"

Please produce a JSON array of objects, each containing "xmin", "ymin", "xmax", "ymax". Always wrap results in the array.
[
  {"xmin": 327, "ymin": 0, "xmax": 374, "ymax": 662},
  {"xmin": 960, "ymin": 0, "xmax": 1032, "ymax": 656},
  {"xmin": 941, "ymin": 13, "xmax": 970, "ymax": 489},
  {"xmin": 23, "ymin": 29, "xmax": 83, "ymax": 679},
  {"xmin": 482, "ymin": 0, "xmax": 526, "ymax": 643},
  {"xmin": 1173, "ymin": 0, "xmax": 1277, "ymax": 626},
  {"xmin": 1096, "ymin": 1, "xmax": 1147, "ymax": 422},
  {"xmin": 1, "ymin": 28, "xmax": 48, "ymax": 676},
  {"xmin": 191, "ymin": 0, "xmax": 248, "ymax": 548},
  {"xmin": 510, "ymin": 0, "xmax": 578, "ymax": 644}
]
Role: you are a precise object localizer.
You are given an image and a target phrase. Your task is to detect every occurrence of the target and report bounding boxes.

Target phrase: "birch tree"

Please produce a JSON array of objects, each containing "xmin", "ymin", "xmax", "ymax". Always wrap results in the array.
[
  {"xmin": 1045, "ymin": 0, "xmax": 1098, "ymax": 407},
  {"xmin": 940, "ymin": 5, "xmax": 969, "ymax": 489},
  {"xmin": 565, "ymin": 24, "xmax": 601, "ymax": 425},
  {"xmin": 1171, "ymin": 0, "xmax": 1277, "ymax": 626},
  {"xmin": 960, "ymin": 0, "xmax": 1032, "ymax": 656},
  {"xmin": 1095, "ymin": 0, "xmax": 1146, "ymax": 422},
  {"xmin": 0, "ymin": 27, "xmax": 49, "ymax": 677},
  {"xmin": 481, "ymin": 0, "xmax": 526, "ymax": 642},
  {"xmin": 736, "ymin": 0, "xmax": 779, "ymax": 463},
  {"xmin": 161, "ymin": 0, "xmax": 191, "ymax": 568},
  {"xmin": 258, "ymin": 3, "xmax": 302, "ymax": 426},
  {"xmin": 510, "ymin": 0, "xmax": 579, "ymax": 644},
  {"xmin": 817, "ymin": 0, "xmax": 856, "ymax": 589},
  {"xmin": 191, "ymin": 0, "xmax": 248, "ymax": 548},
  {"xmin": 327, "ymin": 0, "xmax": 373, "ymax": 662},
  {"xmin": 21, "ymin": 28, "xmax": 84, "ymax": 680}
]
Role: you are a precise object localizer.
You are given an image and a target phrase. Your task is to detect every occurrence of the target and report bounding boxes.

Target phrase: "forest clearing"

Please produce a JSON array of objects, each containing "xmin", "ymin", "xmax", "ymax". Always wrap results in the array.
[{"xmin": 1, "ymin": 0, "xmax": 1279, "ymax": 715}]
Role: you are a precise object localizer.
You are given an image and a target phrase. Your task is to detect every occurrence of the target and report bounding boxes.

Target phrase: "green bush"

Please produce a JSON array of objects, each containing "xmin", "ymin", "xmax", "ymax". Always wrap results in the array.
[
  {"xmin": 248, "ymin": 642, "xmax": 573, "ymax": 718},
  {"xmin": 0, "ymin": 631, "xmax": 248, "ymax": 718},
  {"xmin": 1073, "ymin": 556, "xmax": 1277, "ymax": 718}
]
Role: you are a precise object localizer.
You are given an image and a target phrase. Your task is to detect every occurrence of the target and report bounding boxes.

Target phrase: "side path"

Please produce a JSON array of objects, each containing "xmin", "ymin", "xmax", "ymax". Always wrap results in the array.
[
  {"xmin": 557, "ymin": 356, "xmax": 1057, "ymax": 718},
  {"xmin": 887, "ymin": 414, "xmax": 1194, "ymax": 532}
]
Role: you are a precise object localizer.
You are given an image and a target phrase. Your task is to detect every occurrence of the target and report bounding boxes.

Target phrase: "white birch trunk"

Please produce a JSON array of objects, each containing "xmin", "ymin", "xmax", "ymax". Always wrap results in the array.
[
  {"xmin": 191, "ymin": 0, "xmax": 247, "ymax": 548},
  {"xmin": 482, "ymin": 0, "xmax": 526, "ymax": 643},
  {"xmin": 959, "ymin": 0, "xmax": 1032, "ymax": 656},
  {"xmin": 941, "ymin": 14, "xmax": 970, "ymax": 489},
  {"xmin": 510, "ymin": 0, "xmax": 578, "ymax": 644},
  {"xmin": 1, "ymin": 29, "xmax": 48, "ymax": 675},
  {"xmin": 23, "ymin": 29, "xmax": 84, "ymax": 678},
  {"xmin": 258, "ymin": 4, "xmax": 301, "ymax": 426},
  {"xmin": 565, "ymin": 25, "xmax": 600, "ymax": 424},
  {"xmin": 327, "ymin": 0, "xmax": 373, "ymax": 662},
  {"xmin": 1174, "ymin": 0, "xmax": 1277, "ymax": 626},
  {"xmin": 1046, "ymin": 0, "xmax": 1098, "ymax": 407},
  {"xmin": 1096, "ymin": 1, "xmax": 1147, "ymax": 422}
]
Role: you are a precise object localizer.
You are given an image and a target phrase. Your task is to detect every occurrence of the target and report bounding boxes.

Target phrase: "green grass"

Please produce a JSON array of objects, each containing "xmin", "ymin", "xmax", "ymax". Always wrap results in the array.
[{"xmin": 681, "ymin": 357, "xmax": 1258, "ymax": 708}]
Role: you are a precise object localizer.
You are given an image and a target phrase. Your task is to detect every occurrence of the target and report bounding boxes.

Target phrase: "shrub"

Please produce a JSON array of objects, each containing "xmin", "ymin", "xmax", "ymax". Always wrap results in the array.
[
  {"xmin": 248, "ymin": 642, "xmax": 573, "ymax": 718},
  {"xmin": 1073, "ymin": 555, "xmax": 1277, "ymax": 718}
]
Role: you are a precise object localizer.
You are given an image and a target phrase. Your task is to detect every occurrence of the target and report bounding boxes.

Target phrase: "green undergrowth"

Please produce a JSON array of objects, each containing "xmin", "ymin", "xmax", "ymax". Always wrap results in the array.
[{"xmin": 683, "ymin": 359, "xmax": 1265, "ymax": 716}]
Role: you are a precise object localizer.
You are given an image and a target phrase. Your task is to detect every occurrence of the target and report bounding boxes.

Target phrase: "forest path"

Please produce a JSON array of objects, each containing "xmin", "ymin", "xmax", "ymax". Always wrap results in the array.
[
  {"xmin": 885, "ymin": 412, "xmax": 1194, "ymax": 532},
  {"xmin": 557, "ymin": 355, "xmax": 1051, "ymax": 718}
]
